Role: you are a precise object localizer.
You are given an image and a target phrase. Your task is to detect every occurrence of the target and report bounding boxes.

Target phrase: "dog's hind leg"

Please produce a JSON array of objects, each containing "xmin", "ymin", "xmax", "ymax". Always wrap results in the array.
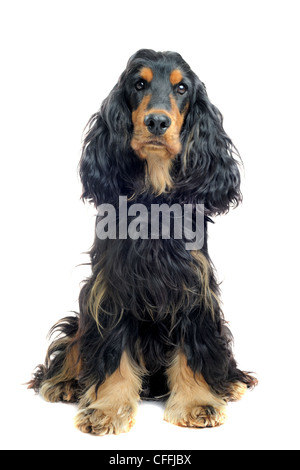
[{"xmin": 28, "ymin": 315, "xmax": 82, "ymax": 403}]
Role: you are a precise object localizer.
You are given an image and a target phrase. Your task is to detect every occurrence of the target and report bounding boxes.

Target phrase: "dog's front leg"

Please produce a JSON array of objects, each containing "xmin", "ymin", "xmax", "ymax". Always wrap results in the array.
[
  {"xmin": 75, "ymin": 351, "xmax": 142, "ymax": 435},
  {"xmin": 164, "ymin": 351, "xmax": 228, "ymax": 428}
]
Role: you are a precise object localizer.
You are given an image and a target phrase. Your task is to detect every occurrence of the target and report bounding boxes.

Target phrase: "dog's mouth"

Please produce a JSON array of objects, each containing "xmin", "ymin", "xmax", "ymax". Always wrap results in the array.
[
  {"xmin": 131, "ymin": 133, "xmax": 182, "ymax": 161},
  {"xmin": 146, "ymin": 139, "xmax": 165, "ymax": 147}
]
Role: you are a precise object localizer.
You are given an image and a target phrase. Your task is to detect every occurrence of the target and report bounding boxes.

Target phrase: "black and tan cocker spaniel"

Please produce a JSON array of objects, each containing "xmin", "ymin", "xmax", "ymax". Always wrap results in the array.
[{"xmin": 29, "ymin": 49, "xmax": 257, "ymax": 435}]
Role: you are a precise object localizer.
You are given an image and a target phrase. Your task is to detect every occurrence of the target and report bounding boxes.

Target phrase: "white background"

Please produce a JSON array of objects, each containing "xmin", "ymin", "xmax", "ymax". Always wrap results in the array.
[{"xmin": 1, "ymin": 0, "xmax": 299, "ymax": 450}]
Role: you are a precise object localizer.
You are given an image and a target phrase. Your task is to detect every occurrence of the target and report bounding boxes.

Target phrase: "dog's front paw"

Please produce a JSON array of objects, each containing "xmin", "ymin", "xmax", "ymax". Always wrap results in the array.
[
  {"xmin": 164, "ymin": 404, "xmax": 227, "ymax": 428},
  {"xmin": 75, "ymin": 404, "xmax": 136, "ymax": 435}
]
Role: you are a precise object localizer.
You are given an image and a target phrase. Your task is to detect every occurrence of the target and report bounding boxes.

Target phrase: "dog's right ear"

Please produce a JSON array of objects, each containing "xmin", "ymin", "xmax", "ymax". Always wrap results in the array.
[{"xmin": 79, "ymin": 80, "xmax": 143, "ymax": 206}]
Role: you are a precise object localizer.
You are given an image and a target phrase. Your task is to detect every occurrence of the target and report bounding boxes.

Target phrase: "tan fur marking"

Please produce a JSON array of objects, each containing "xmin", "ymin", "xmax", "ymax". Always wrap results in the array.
[
  {"xmin": 131, "ymin": 95, "xmax": 152, "ymax": 138},
  {"xmin": 144, "ymin": 154, "xmax": 173, "ymax": 195},
  {"xmin": 88, "ymin": 267, "xmax": 108, "ymax": 333},
  {"xmin": 75, "ymin": 351, "xmax": 143, "ymax": 435},
  {"xmin": 164, "ymin": 352, "xmax": 227, "ymax": 428},
  {"xmin": 190, "ymin": 250, "xmax": 219, "ymax": 320},
  {"xmin": 170, "ymin": 69, "xmax": 183, "ymax": 85},
  {"xmin": 140, "ymin": 66, "xmax": 153, "ymax": 82},
  {"xmin": 225, "ymin": 382, "xmax": 248, "ymax": 402}
]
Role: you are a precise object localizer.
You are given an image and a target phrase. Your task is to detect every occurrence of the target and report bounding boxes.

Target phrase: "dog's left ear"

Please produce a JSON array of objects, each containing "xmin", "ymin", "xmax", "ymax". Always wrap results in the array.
[{"xmin": 176, "ymin": 78, "xmax": 242, "ymax": 215}]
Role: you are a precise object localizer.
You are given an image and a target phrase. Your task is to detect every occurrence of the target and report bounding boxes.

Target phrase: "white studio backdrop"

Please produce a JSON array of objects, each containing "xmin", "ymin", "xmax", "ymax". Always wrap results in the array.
[{"xmin": 1, "ymin": 0, "xmax": 299, "ymax": 450}]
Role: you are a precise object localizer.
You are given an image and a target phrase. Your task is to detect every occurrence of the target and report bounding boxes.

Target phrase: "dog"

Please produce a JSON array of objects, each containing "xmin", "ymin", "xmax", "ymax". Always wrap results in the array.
[{"xmin": 29, "ymin": 49, "xmax": 257, "ymax": 435}]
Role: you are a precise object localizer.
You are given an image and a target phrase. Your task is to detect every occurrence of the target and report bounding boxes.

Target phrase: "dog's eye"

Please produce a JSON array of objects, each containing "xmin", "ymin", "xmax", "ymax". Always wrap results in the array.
[
  {"xmin": 135, "ymin": 80, "xmax": 146, "ymax": 91},
  {"xmin": 177, "ymin": 83, "xmax": 187, "ymax": 95}
]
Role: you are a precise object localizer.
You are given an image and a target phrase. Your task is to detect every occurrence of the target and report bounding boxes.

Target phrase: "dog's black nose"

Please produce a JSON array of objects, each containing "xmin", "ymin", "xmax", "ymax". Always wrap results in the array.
[{"xmin": 144, "ymin": 114, "xmax": 171, "ymax": 136}]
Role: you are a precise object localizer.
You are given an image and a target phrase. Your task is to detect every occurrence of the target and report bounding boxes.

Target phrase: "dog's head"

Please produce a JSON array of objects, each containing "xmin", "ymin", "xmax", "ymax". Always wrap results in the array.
[
  {"xmin": 126, "ymin": 50, "xmax": 190, "ymax": 194},
  {"xmin": 128, "ymin": 51, "xmax": 189, "ymax": 160},
  {"xmin": 80, "ymin": 49, "xmax": 242, "ymax": 214}
]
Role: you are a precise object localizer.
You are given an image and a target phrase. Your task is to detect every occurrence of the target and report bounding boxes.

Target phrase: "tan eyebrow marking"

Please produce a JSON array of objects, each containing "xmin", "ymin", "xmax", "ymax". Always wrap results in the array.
[
  {"xmin": 140, "ymin": 67, "xmax": 153, "ymax": 82},
  {"xmin": 170, "ymin": 69, "xmax": 183, "ymax": 85}
]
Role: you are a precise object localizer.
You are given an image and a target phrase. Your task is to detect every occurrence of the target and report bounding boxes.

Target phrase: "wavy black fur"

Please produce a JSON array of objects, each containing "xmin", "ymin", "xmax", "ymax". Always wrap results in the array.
[{"xmin": 29, "ymin": 49, "xmax": 256, "ymax": 410}]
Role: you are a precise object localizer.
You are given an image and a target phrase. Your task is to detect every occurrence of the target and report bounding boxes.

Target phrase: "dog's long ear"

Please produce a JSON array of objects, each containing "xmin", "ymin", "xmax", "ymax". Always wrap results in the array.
[
  {"xmin": 79, "ymin": 76, "xmax": 142, "ymax": 205},
  {"xmin": 176, "ymin": 78, "xmax": 242, "ymax": 215}
]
